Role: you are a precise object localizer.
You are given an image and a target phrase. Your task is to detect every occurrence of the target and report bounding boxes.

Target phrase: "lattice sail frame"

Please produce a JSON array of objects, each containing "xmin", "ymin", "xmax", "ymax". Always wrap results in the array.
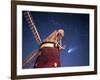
[{"xmin": 24, "ymin": 11, "xmax": 42, "ymax": 45}]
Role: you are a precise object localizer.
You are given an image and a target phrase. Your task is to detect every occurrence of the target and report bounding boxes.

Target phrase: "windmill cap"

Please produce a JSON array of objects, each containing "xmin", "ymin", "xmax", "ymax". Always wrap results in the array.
[{"xmin": 58, "ymin": 29, "xmax": 64, "ymax": 37}]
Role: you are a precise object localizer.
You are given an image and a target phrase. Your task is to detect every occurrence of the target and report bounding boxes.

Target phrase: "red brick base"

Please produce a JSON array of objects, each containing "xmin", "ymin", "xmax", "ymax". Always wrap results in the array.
[{"xmin": 34, "ymin": 47, "xmax": 61, "ymax": 68}]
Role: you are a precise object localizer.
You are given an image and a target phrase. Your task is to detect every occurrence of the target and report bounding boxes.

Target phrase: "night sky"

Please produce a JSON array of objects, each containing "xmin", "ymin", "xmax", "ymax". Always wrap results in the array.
[{"xmin": 22, "ymin": 11, "xmax": 89, "ymax": 68}]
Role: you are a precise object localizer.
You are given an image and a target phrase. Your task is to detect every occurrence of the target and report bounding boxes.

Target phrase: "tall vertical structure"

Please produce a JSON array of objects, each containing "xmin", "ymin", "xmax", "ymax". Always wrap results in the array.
[
  {"xmin": 34, "ymin": 29, "xmax": 64, "ymax": 68},
  {"xmin": 23, "ymin": 11, "xmax": 64, "ymax": 68}
]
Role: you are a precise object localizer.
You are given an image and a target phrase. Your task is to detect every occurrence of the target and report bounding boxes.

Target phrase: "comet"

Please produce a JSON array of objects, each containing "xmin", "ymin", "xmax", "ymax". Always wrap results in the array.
[{"xmin": 67, "ymin": 47, "xmax": 76, "ymax": 54}]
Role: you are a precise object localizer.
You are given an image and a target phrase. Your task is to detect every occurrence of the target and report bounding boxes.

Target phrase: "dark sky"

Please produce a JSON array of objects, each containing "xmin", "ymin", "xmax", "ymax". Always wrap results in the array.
[{"xmin": 22, "ymin": 11, "xmax": 89, "ymax": 68}]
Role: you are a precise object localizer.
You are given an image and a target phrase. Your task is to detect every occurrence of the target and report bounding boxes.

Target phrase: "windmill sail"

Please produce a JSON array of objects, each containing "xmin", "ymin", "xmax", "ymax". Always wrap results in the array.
[
  {"xmin": 23, "ymin": 50, "xmax": 41, "ymax": 68},
  {"xmin": 23, "ymin": 11, "xmax": 42, "ymax": 68},
  {"xmin": 24, "ymin": 11, "xmax": 42, "ymax": 45}
]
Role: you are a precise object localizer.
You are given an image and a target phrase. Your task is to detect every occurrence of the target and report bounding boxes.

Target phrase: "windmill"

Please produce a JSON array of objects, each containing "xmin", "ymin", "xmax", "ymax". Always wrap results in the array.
[{"xmin": 23, "ymin": 11, "xmax": 64, "ymax": 68}]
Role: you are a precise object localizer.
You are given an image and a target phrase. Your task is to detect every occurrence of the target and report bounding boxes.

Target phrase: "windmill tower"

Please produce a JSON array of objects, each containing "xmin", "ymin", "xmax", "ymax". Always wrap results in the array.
[{"xmin": 23, "ymin": 11, "xmax": 64, "ymax": 68}]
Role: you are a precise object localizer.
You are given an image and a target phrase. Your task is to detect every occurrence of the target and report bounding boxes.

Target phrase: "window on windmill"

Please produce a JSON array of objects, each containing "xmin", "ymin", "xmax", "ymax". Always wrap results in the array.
[{"xmin": 54, "ymin": 62, "xmax": 57, "ymax": 67}]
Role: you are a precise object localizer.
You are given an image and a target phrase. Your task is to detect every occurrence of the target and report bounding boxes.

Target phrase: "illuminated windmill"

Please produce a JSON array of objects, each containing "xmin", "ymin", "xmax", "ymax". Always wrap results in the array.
[{"xmin": 23, "ymin": 11, "xmax": 64, "ymax": 68}]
